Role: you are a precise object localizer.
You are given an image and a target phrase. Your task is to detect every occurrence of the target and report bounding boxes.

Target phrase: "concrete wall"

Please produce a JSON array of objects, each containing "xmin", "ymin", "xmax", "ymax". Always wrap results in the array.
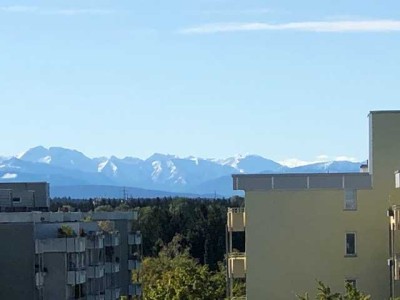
[
  {"xmin": 241, "ymin": 111, "xmax": 400, "ymax": 299},
  {"xmin": 0, "ymin": 223, "xmax": 35, "ymax": 300},
  {"xmin": 245, "ymin": 188, "xmax": 393, "ymax": 299},
  {"xmin": 42, "ymin": 253, "xmax": 68, "ymax": 300},
  {"xmin": 114, "ymin": 219, "xmax": 131, "ymax": 297},
  {"xmin": 0, "ymin": 182, "xmax": 49, "ymax": 209}
]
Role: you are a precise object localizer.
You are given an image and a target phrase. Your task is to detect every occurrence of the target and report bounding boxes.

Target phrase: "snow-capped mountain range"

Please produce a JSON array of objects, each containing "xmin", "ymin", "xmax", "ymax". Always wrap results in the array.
[{"xmin": 0, "ymin": 146, "xmax": 363, "ymax": 198}]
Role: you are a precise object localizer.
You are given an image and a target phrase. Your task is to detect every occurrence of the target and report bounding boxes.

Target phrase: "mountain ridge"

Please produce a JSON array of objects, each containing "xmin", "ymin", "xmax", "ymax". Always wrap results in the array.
[{"xmin": 0, "ymin": 146, "xmax": 363, "ymax": 198}]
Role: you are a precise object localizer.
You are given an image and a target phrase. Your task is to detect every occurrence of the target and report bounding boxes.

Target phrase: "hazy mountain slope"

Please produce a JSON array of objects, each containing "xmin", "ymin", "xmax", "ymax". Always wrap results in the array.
[
  {"xmin": 51, "ymin": 185, "xmax": 201, "ymax": 199},
  {"xmin": 0, "ymin": 146, "xmax": 363, "ymax": 198}
]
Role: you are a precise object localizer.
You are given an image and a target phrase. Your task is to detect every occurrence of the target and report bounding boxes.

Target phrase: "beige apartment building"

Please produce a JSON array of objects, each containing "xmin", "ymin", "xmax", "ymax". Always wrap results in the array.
[
  {"xmin": 229, "ymin": 111, "xmax": 400, "ymax": 299},
  {"xmin": 0, "ymin": 182, "xmax": 142, "ymax": 300}
]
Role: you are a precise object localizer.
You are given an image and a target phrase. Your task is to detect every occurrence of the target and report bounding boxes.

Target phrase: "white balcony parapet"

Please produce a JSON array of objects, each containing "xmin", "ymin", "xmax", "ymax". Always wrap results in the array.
[
  {"xmin": 389, "ymin": 205, "xmax": 400, "ymax": 231},
  {"xmin": 105, "ymin": 262, "xmax": 120, "ymax": 274},
  {"xmin": 86, "ymin": 211, "xmax": 138, "ymax": 221},
  {"xmin": 105, "ymin": 288, "xmax": 121, "ymax": 299},
  {"xmin": 227, "ymin": 207, "xmax": 245, "ymax": 232},
  {"xmin": 104, "ymin": 232, "xmax": 120, "ymax": 247},
  {"xmin": 128, "ymin": 259, "xmax": 141, "ymax": 271},
  {"xmin": 86, "ymin": 233, "xmax": 105, "ymax": 249},
  {"xmin": 228, "ymin": 253, "xmax": 246, "ymax": 279},
  {"xmin": 87, "ymin": 264, "xmax": 105, "ymax": 279},
  {"xmin": 395, "ymin": 171, "xmax": 400, "ymax": 189},
  {"xmin": 128, "ymin": 231, "xmax": 142, "ymax": 245},
  {"xmin": 129, "ymin": 283, "xmax": 142, "ymax": 296},
  {"xmin": 87, "ymin": 294, "xmax": 105, "ymax": 300},
  {"xmin": 35, "ymin": 237, "xmax": 86, "ymax": 254},
  {"xmin": 67, "ymin": 270, "xmax": 86, "ymax": 285},
  {"xmin": 35, "ymin": 272, "xmax": 45, "ymax": 287}
]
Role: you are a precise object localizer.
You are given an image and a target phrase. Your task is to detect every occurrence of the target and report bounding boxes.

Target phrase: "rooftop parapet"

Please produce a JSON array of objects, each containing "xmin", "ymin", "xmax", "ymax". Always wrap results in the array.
[
  {"xmin": 86, "ymin": 211, "xmax": 138, "ymax": 221},
  {"xmin": 233, "ymin": 173, "xmax": 372, "ymax": 192},
  {"xmin": 0, "ymin": 211, "xmax": 84, "ymax": 224}
]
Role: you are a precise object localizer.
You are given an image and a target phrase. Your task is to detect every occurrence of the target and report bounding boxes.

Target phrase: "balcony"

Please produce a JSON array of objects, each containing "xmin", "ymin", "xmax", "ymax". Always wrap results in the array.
[
  {"xmin": 35, "ymin": 272, "xmax": 45, "ymax": 287},
  {"xmin": 227, "ymin": 208, "xmax": 245, "ymax": 232},
  {"xmin": 87, "ymin": 294, "xmax": 105, "ymax": 300},
  {"xmin": 128, "ymin": 231, "xmax": 142, "ymax": 245},
  {"xmin": 129, "ymin": 283, "xmax": 142, "ymax": 296},
  {"xmin": 86, "ymin": 233, "xmax": 105, "ymax": 249},
  {"xmin": 128, "ymin": 259, "xmax": 141, "ymax": 271},
  {"xmin": 396, "ymin": 171, "xmax": 400, "ymax": 189},
  {"xmin": 67, "ymin": 270, "xmax": 86, "ymax": 285},
  {"xmin": 104, "ymin": 232, "xmax": 120, "ymax": 247},
  {"xmin": 228, "ymin": 253, "xmax": 246, "ymax": 279},
  {"xmin": 390, "ymin": 206, "xmax": 400, "ymax": 230},
  {"xmin": 105, "ymin": 262, "xmax": 120, "ymax": 274},
  {"xmin": 87, "ymin": 264, "xmax": 105, "ymax": 279},
  {"xmin": 105, "ymin": 288, "xmax": 121, "ymax": 299},
  {"xmin": 35, "ymin": 237, "xmax": 86, "ymax": 254}
]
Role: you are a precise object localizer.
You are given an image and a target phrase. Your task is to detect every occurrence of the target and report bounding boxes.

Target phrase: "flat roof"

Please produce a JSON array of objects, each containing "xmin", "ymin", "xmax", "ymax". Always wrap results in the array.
[{"xmin": 369, "ymin": 110, "xmax": 400, "ymax": 115}]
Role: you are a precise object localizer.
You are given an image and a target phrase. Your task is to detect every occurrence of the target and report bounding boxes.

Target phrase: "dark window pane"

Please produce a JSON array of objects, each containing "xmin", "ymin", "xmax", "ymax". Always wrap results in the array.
[{"xmin": 346, "ymin": 233, "xmax": 356, "ymax": 255}]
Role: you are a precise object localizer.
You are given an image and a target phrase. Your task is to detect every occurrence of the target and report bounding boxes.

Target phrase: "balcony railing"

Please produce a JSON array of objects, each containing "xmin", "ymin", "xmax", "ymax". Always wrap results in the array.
[
  {"xmin": 86, "ymin": 233, "xmax": 105, "ymax": 249},
  {"xmin": 227, "ymin": 207, "xmax": 245, "ymax": 232},
  {"xmin": 105, "ymin": 288, "xmax": 121, "ymax": 299},
  {"xmin": 128, "ymin": 231, "xmax": 142, "ymax": 245},
  {"xmin": 228, "ymin": 253, "xmax": 246, "ymax": 279},
  {"xmin": 105, "ymin": 262, "xmax": 120, "ymax": 274},
  {"xmin": 87, "ymin": 294, "xmax": 105, "ymax": 300},
  {"xmin": 35, "ymin": 272, "xmax": 45, "ymax": 287},
  {"xmin": 104, "ymin": 232, "xmax": 120, "ymax": 247},
  {"xmin": 35, "ymin": 237, "xmax": 86, "ymax": 254},
  {"xmin": 129, "ymin": 283, "xmax": 142, "ymax": 296},
  {"xmin": 128, "ymin": 259, "xmax": 141, "ymax": 271},
  {"xmin": 67, "ymin": 270, "xmax": 87, "ymax": 285},
  {"xmin": 87, "ymin": 264, "xmax": 105, "ymax": 279}
]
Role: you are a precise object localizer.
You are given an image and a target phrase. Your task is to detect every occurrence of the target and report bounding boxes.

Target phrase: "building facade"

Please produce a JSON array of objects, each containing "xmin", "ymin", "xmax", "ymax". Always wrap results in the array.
[
  {"xmin": 230, "ymin": 111, "xmax": 400, "ymax": 299},
  {"xmin": 0, "ymin": 182, "xmax": 142, "ymax": 300}
]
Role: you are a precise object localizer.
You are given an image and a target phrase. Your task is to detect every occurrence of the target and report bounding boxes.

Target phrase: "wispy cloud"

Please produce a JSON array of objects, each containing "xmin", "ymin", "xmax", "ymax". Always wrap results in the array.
[
  {"xmin": 180, "ymin": 20, "xmax": 400, "ymax": 34},
  {"xmin": 0, "ymin": 6, "xmax": 113, "ymax": 16},
  {"xmin": 201, "ymin": 8, "xmax": 274, "ymax": 16},
  {"xmin": 0, "ymin": 5, "xmax": 37, "ymax": 13}
]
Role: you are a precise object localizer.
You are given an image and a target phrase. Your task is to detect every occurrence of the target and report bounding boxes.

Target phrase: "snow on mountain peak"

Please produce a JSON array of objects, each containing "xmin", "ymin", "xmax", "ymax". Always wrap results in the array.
[
  {"xmin": 39, "ymin": 156, "xmax": 52, "ymax": 164},
  {"xmin": 151, "ymin": 161, "xmax": 163, "ymax": 180},
  {"xmin": 0, "ymin": 146, "xmax": 363, "ymax": 197},
  {"xmin": 98, "ymin": 159, "xmax": 118, "ymax": 175},
  {"xmin": 1, "ymin": 173, "xmax": 17, "ymax": 179}
]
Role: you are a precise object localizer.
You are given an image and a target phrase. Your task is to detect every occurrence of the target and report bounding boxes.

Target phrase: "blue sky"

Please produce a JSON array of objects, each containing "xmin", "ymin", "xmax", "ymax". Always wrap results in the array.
[{"xmin": 1, "ymin": 0, "xmax": 400, "ymax": 165}]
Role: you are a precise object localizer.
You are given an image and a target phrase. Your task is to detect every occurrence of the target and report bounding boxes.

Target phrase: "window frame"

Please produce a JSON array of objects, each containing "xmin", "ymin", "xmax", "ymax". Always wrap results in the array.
[
  {"xmin": 345, "ymin": 232, "xmax": 357, "ymax": 257},
  {"xmin": 12, "ymin": 197, "xmax": 21, "ymax": 203},
  {"xmin": 344, "ymin": 189, "xmax": 357, "ymax": 211}
]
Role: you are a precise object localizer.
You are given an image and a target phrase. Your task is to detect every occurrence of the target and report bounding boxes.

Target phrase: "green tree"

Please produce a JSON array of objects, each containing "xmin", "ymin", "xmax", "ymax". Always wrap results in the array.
[
  {"xmin": 297, "ymin": 281, "xmax": 371, "ymax": 300},
  {"xmin": 140, "ymin": 235, "xmax": 226, "ymax": 300}
]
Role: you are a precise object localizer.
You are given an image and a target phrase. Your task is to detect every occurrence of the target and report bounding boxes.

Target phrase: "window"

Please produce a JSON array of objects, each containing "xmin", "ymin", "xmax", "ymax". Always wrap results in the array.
[
  {"xmin": 344, "ymin": 190, "xmax": 357, "ymax": 210},
  {"xmin": 345, "ymin": 279, "xmax": 357, "ymax": 288},
  {"xmin": 345, "ymin": 232, "xmax": 356, "ymax": 256},
  {"xmin": 12, "ymin": 197, "xmax": 21, "ymax": 203}
]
